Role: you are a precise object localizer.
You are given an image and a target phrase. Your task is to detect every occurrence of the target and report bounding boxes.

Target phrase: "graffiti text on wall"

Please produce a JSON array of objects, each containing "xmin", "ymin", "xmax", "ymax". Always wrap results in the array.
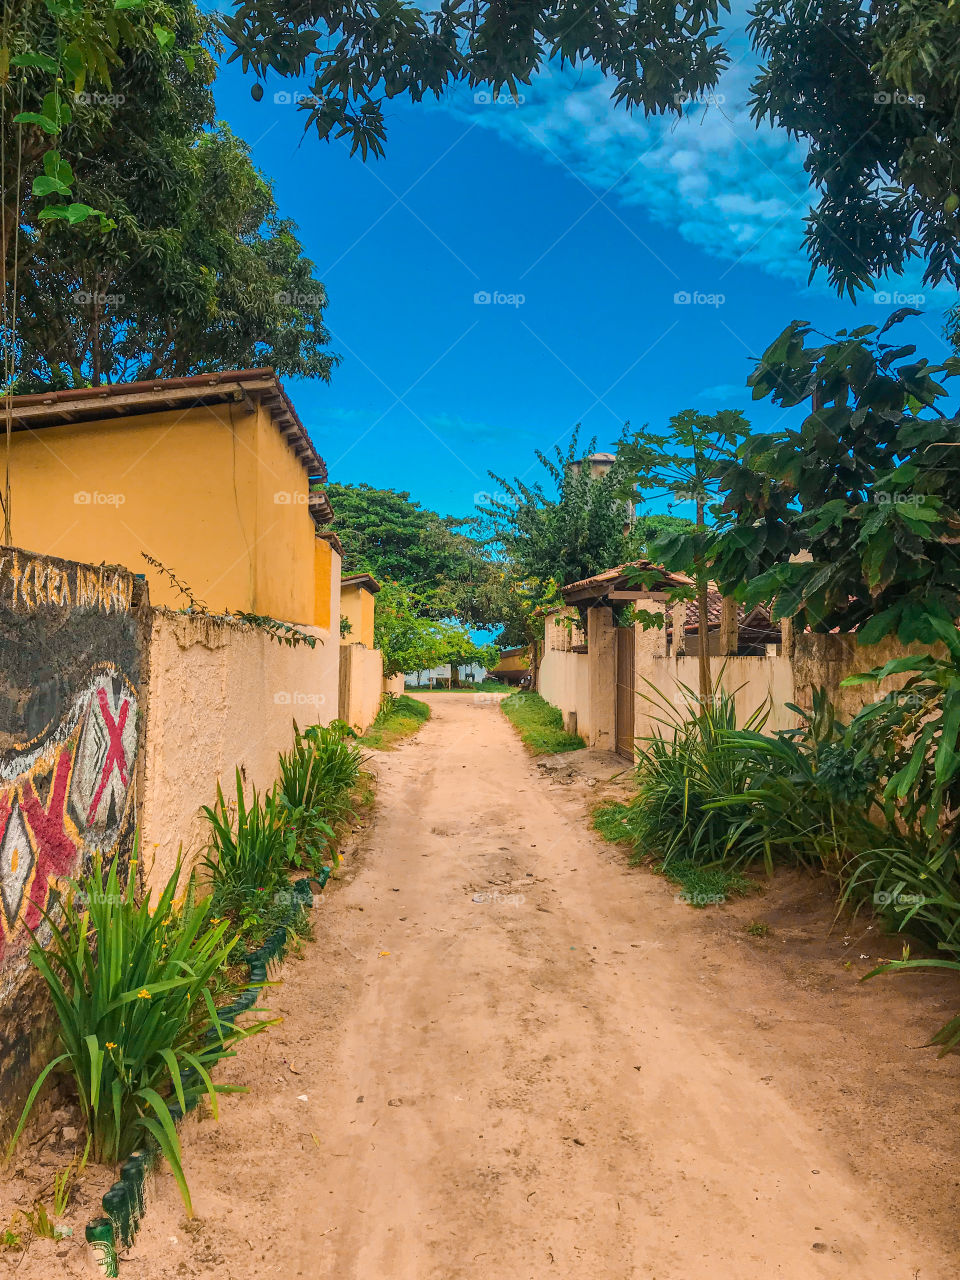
[{"xmin": 0, "ymin": 550, "xmax": 132, "ymax": 615}]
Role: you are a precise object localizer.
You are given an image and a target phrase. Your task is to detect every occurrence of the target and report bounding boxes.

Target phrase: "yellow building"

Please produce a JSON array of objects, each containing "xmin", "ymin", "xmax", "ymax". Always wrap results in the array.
[
  {"xmin": 7, "ymin": 370, "xmax": 337, "ymax": 625},
  {"xmin": 339, "ymin": 573, "xmax": 380, "ymax": 648}
]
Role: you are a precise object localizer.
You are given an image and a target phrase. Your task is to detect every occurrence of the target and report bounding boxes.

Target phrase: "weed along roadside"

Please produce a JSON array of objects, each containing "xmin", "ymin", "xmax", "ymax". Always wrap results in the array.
[
  {"xmin": 0, "ymin": 719, "xmax": 370, "ymax": 1276},
  {"xmin": 592, "ymin": 677, "xmax": 960, "ymax": 1055}
]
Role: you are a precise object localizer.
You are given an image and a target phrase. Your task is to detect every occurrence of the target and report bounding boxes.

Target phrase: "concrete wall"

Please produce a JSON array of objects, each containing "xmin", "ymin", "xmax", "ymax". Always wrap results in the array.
[
  {"xmin": 341, "ymin": 584, "xmax": 376, "ymax": 648},
  {"xmin": 0, "ymin": 547, "xmax": 145, "ymax": 1119},
  {"xmin": 338, "ymin": 643, "xmax": 384, "ymax": 734},
  {"xmin": 536, "ymin": 597, "xmax": 929, "ymax": 756},
  {"xmin": 383, "ymin": 673, "xmax": 405, "ymax": 698},
  {"xmin": 7, "ymin": 400, "xmax": 322, "ymax": 623},
  {"xmin": 139, "ymin": 609, "xmax": 338, "ymax": 891}
]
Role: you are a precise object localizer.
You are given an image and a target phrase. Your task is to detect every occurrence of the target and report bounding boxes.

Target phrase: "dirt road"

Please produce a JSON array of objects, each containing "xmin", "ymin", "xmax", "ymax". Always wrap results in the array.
[{"xmin": 130, "ymin": 692, "xmax": 957, "ymax": 1279}]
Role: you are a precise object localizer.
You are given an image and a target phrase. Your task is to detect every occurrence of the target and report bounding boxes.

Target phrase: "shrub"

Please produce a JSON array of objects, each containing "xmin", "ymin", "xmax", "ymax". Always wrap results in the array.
[
  {"xmin": 10, "ymin": 850, "xmax": 265, "ymax": 1213},
  {"xmin": 203, "ymin": 770, "xmax": 287, "ymax": 914},
  {"xmin": 610, "ymin": 681, "xmax": 769, "ymax": 868},
  {"xmin": 276, "ymin": 722, "xmax": 364, "ymax": 870}
]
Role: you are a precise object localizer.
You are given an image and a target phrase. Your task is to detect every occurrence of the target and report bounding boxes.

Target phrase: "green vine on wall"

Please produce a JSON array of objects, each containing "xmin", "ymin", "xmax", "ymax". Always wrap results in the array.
[{"xmin": 141, "ymin": 553, "xmax": 319, "ymax": 649}]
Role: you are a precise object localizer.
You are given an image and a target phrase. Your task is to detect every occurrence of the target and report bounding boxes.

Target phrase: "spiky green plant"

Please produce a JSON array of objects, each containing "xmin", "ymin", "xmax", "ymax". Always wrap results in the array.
[
  {"xmin": 9, "ymin": 848, "xmax": 267, "ymax": 1213},
  {"xmin": 203, "ymin": 770, "xmax": 287, "ymax": 913}
]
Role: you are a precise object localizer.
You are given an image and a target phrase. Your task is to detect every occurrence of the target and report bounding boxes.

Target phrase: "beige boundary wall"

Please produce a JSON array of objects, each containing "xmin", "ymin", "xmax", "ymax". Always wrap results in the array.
[
  {"xmin": 538, "ymin": 601, "xmax": 927, "ymax": 759},
  {"xmin": 338, "ymin": 642, "xmax": 385, "ymax": 734},
  {"xmin": 140, "ymin": 610, "xmax": 339, "ymax": 892}
]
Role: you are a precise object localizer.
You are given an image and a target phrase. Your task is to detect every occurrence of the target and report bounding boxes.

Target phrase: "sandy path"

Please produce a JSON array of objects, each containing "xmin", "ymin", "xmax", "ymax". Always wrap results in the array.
[{"xmin": 127, "ymin": 692, "xmax": 956, "ymax": 1280}]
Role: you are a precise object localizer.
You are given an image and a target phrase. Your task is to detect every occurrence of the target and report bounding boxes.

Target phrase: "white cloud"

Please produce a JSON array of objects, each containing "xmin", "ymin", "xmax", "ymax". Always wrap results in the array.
[{"xmin": 451, "ymin": 6, "xmax": 952, "ymax": 302}]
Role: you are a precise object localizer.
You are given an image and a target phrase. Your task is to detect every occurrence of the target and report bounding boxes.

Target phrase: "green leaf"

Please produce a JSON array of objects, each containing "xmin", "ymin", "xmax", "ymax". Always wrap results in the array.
[
  {"xmin": 153, "ymin": 25, "xmax": 175, "ymax": 49},
  {"xmin": 32, "ymin": 175, "xmax": 72, "ymax": 197},
  {"xmin": 11, "ymin": 52, "xmax": 59, "ymax": 73},
  {"xmin": 13, "ymin": 111, "xmax": 59, "ymax": 134}
]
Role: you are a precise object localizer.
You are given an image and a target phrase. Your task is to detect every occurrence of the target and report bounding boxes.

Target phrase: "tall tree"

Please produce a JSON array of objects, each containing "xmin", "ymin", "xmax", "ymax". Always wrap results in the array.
[
  {"xmin": 326, "ymin": 481, "xmax": 507, "ymax": 629},
  {"xmin": 4, "ymin": 1, "xmax": 338, "ymax": 389},
  {"xmin": 704, "ymin": 312, "xmax": 960, "ymax": 646},
  {"xmin": 481, "ymin": 427, "xmax": 637, "ymax": 588},
  {"xmin": 618, "ymin": 409, "xmax": 751, "ymax": 702}
]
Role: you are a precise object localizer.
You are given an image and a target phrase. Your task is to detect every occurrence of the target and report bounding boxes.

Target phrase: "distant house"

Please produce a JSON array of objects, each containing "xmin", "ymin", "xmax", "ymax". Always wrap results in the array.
[
  {"xmin": 489, "ymin": 646, "xmax": 530, "ymax": 685},
  {"xmin": 406, "ymin": 662, "xmax": 487, "ymax": 688}
]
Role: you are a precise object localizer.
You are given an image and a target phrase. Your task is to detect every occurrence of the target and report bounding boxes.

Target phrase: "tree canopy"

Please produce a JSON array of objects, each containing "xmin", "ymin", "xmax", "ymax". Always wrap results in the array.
[
  {"xmin": 481, "ymin": 427, "xmax": 646, "ymax": 588},
  {"xmin": 326, "ymin": 481, "xmax": 510, "ymax": 630},
  {"xmin": 651, "ymin": 312, "xmax": 960, "ymax": 647},
  {"xmin": 5, "ymin": 0, "xmax": 338, "ymax": 389}
]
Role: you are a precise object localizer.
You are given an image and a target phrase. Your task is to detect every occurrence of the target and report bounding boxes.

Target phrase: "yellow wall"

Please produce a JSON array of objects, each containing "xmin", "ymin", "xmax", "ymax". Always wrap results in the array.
[
  {"xmin": 340, "ymin": 584, "xmax": 376, "ymax": 648},
  {"xmin": 313, "ymin": 538, "xmax": 341, "ymax": 630},
  {"xmin": 7, "ymin": 401, "xmax": 319, "ymax": 622}
]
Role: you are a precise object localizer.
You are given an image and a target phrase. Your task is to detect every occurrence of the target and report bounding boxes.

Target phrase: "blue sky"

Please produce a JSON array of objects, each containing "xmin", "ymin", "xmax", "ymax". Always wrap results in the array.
[{"xmin": 211, "ymin": 5, "xmax": 956, "ymax": 522}]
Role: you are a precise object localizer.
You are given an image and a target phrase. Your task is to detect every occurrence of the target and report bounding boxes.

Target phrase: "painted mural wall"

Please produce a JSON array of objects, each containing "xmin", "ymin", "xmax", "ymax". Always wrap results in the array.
[{"xmin": 0, "ymin": 548, "xmax": 144, "ymax": 1105}]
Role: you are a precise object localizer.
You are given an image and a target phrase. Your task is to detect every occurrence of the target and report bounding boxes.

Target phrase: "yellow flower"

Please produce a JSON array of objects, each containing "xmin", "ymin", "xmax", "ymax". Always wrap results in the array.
[
  {"xmin": 105, "ymin": 1042, "xmax": 117, "ymax": 1050},
  {"xmin": 137, "ymin": 988, "xmax": 151, "ymax": 999}
]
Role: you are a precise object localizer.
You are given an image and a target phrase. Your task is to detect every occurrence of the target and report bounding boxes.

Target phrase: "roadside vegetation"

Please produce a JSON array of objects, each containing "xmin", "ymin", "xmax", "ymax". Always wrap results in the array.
[
  {"xmin": 359, "ymin": 693, "xmax": 430, "ymax": 751},
  {"xmin": 501, "ymin": 692, "xmax": 585, "ymax": 755},
  {"xmin": 595, "ymin": 673, "xmax": 960, "ymax": 1052},
  {"xmin": 7, "ymin": 720, "xmax": 365, "ymax": 1228}
]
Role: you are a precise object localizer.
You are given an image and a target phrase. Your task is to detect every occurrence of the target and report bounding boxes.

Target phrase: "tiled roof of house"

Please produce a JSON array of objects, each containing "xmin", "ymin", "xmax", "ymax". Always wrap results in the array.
[
  {"xmin": 561, "ymin": 559, "xmax": 693, "ymax": 600},
  {"xmin": 8, "ymin": 368, "xmax": 328, "ymax": 484},
  {"xmin": 341, "ymin": 572, "xmax": 381, "ymax": 594},
  {"xmin": 666, "ymin": 593, "xmax": 778, "ymax": 637}
]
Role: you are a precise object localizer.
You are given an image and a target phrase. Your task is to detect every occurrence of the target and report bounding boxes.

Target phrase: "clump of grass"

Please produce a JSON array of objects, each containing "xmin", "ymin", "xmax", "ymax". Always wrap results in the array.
[
  {"xmin": 501, "ymin": 692, "xmax": 584, "ymax": 755},
  {"xmin": 360, "ymin": 694, "xmax": 430, "ymax": 750},
  {"xmin": 10, "ymin": 850, "xmax": 266, "ymax": 1214},
  {"xmin": 746, "ymin": 920, "xmax": 770, "ymax": 937},
  {"xmin": 659, "ymin": 859, "xmax": 756, "ymax": 909},
  {"xmin": 593, "ymin": 801, "xmax": 644, "ymax": 846}
]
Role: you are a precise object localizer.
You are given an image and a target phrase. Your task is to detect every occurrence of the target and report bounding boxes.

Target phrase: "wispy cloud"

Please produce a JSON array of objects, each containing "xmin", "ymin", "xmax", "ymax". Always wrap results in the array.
[{"xmin": 449, "ymin": 4, "xmax": 950, "ymax": 303}]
